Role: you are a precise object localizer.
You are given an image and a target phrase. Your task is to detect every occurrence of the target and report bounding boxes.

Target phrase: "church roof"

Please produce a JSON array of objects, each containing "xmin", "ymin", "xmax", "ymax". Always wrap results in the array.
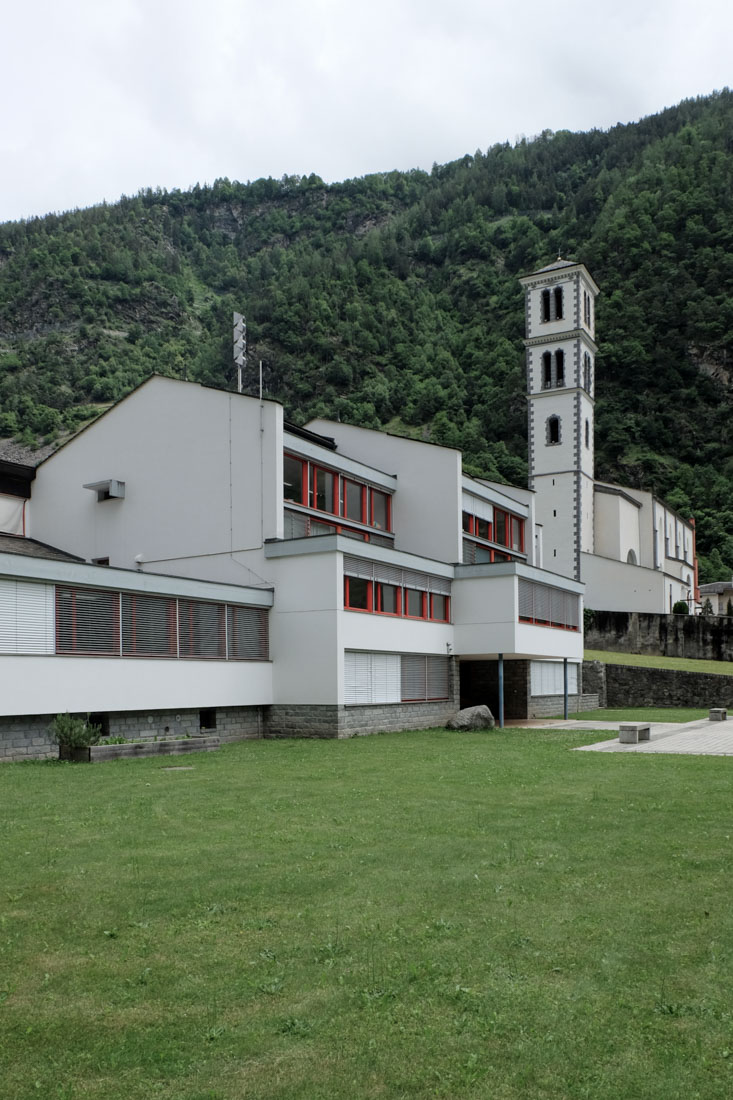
[{"xmin": 527, "ymin": 257, "xmax": 581, "ymax": 276}]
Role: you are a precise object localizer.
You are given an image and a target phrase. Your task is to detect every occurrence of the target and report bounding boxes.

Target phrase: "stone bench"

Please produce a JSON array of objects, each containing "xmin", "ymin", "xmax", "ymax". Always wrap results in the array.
[
  {"xmin": 618, "ymin": 723, "xmax": 651, "ymax": 745},
  {"xmin": 709, "ymin": 708, "xmax": 728, "ymax": 722}
]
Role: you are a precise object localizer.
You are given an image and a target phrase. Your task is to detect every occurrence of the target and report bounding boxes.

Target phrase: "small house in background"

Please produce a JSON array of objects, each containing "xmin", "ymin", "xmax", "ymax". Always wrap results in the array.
[{"xmin": 697, "ymin": 579, "xmax": 733, "ymax": 616}]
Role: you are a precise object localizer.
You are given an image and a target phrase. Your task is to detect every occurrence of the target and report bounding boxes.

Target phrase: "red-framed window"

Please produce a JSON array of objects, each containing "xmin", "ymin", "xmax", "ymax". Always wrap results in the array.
[
  {"xmin": 284, "ymin": 452, "xmax": 393, "ymax": 535},
  {"xmin": 343, "ymin": 576, "xmax": 450, "ymax": 623},
  {"xmin": 518, "ymin": 579, "xmax": 579, "ymax": 631},
  {"xmin": 463, "ymin": 506, "xmax": 525, "ymax": 560}
]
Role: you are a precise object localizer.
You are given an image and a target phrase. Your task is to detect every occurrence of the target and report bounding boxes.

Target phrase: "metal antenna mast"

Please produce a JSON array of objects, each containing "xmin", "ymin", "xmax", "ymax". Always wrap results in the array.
[{"xmin": 233, "ymin": 312, "xmax": 246, "ymax": 393}]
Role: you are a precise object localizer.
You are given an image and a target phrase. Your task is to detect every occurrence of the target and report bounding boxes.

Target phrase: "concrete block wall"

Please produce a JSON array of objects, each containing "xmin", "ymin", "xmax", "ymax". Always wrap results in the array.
[
  {"xmin": 0, "ymin": 714, "xmax": 57, "ymax": 761},
  {"xmin": 105, "ymin": 707, "xmax": 263, "ymax": 744},
  {"xmin": 528, "ymin": 693, "xmax": 599, "ymax": 718}
]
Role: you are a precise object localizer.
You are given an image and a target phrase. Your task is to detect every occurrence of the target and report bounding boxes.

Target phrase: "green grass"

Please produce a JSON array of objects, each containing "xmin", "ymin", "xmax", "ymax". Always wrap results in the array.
[
  {"xmin": 549, "ymin": 707, "xmax": 709, "ymax": 724},
  {"xmin": 585, "ymin": 648, "xmax": 733, "ymax": 676},
  {"xmin": 2, "ymin": 730, "xmax": 733, "ymax": 1099}
]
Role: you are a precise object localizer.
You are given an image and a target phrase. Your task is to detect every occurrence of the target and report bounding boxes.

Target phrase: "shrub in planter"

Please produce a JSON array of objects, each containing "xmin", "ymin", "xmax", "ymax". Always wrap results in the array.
[
  {"xmin": 50, "ymin": 713, "xmax": 103, "ymax": 762},
  {"xmin": 672, "ymin": 600, "xmax": 689, "ymax": 615}
]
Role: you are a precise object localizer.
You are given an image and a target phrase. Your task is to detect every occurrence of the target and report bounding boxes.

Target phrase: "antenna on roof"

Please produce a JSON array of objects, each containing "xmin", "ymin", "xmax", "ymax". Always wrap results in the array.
[{"xmin": 233, "ymin": 312, "xmax": 246, "ymax": 394}]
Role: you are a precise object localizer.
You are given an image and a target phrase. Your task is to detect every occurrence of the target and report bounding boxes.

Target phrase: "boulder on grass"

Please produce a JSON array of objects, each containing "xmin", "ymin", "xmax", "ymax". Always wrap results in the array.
[{"xmin": 447, "ymin": 705, "xmax": 495, "ymax": 731}]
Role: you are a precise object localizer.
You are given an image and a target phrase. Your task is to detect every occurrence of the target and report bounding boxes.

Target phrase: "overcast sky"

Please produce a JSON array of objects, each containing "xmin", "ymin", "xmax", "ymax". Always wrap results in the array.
[{"xmin": 2, "ymin": 0, "xmax": 731, "ymax": 223}]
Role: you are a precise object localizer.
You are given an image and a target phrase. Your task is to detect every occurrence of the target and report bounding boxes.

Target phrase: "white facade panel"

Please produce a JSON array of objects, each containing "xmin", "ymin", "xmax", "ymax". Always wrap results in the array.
[
  {"xmin": 29, "ymin": 377, "xmax": 283, "ymax": 587},
  {"xmin": 0, "ymin": 655, "xmax": 273, "ymax": 717}
]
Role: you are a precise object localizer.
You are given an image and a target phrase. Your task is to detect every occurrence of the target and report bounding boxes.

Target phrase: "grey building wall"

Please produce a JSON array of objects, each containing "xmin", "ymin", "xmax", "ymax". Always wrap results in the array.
[{"xmin": 585, "ymin": 610, "xmax": 733, "ymax": 663}]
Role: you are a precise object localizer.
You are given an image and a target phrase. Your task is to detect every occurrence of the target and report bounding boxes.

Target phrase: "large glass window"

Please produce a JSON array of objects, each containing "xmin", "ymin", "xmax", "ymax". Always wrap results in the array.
[
  {"xmin": 344, "ymin": 479, "xmax": 364, "ymax": 523},
  {"xmin": 371, "ymin": 490, "xmax": 389, "ymax": 531},
  {"xmin": 314, "ymin": 468, "xmax": 336, "ymax": 513},
  {"xmin": 283, "ymin": 455, "xmax": 305, "ymax": 504},
  {"xmin": 284, "ymin": 453, "xmax": 393, "ymax": 540}
]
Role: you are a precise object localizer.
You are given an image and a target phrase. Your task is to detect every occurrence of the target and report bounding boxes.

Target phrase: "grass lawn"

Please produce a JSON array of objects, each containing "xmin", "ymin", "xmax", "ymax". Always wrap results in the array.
[
  {"xmin": 550, "ymin": 707, "xmax": 709, "ymax": 724},
  {"xmin": 3, "ymin": 730, "xmax": 733, "ymax": 1099},
  {"xmin": 585, "ymin": 648, "xmax": 733, "ymax": 676}
]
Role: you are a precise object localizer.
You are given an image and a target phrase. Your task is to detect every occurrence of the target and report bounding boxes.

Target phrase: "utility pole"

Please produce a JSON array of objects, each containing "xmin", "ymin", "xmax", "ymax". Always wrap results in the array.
[{"xmin": 233, "ymin": 312, "xmax": 246, "ymax": 394}]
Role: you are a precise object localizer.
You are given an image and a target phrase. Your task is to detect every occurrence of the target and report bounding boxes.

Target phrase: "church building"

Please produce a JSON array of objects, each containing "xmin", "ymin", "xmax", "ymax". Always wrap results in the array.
[{"xmin": 520, "ymin": 259, "xmax": 698, "ymax": 613}]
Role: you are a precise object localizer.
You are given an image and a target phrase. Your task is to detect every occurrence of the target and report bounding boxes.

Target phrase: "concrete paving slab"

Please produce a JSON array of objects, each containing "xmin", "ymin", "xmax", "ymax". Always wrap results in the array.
[{"xmin": 572, "ymin": 716, "xmax": 733, "ymax": 756}]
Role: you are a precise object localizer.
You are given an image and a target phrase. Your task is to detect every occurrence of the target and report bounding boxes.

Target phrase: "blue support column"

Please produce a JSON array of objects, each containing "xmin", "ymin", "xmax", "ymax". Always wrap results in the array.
[
  {"xmin": 498, "ymin": 653, "xmax": 504, "ymax": 728},
  {"xmin": 563, "ymin": 658, "xmax": 569, "ymax": 720}
]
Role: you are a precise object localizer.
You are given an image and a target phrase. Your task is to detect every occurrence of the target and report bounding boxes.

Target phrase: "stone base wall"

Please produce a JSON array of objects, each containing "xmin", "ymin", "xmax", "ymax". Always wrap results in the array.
[
  {"xmin": 264, "ymin": 701, "xmax": 457, "ymax": 739},
  {"xmin": 528, "ymin": 693, "xmax": 600, "ymax": 718},
  {"xmin": 0, "ymin": 714, "xmax": 57, "ymax": 761},
  {"xmin": 1, "ymin": 706, "xmax": 264, "ymax": 763},
  {"xmin": 105, "ymin": 706, "xmax": 263, "ymax": 744},
  {"xmin": 585, "ymin": 610, "xmax": 733, "ymax": 663}
]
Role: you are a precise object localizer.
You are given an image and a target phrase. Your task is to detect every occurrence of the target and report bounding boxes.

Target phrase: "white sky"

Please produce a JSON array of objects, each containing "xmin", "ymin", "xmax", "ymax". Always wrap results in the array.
[{"xmin": 2, "ymin": 0, "xmax": 731, "ymax": 223}]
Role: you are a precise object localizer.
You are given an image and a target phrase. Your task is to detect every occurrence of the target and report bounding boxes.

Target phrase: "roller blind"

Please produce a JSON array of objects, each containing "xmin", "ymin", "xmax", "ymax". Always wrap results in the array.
[
  {"xmin": 227, "ymin": 605, "xmax": 269, "ymax": 660},
  {"xmin": 343, "ymin": 556, "xmax": 451, "ymax": 596},
  {"xmin": 0, "ymin": 578, "xmax": 54, "ymax": 654}
]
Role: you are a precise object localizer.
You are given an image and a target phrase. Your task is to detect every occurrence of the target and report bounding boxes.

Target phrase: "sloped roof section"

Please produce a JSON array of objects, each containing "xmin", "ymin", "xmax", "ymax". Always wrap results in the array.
[{"xmin": 0, "ymin": 532, "xmax": 84, "ymax": 562}]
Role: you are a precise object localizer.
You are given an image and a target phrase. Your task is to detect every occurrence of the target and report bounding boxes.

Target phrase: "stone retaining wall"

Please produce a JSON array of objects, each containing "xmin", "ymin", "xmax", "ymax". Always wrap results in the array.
[
  {"xmin": 585, "ymin": 610, "xmax": 733, "ymax": 662},
  {"xmin": 583, "ymin": 660, "xmax": 733, "ymax": 709}
]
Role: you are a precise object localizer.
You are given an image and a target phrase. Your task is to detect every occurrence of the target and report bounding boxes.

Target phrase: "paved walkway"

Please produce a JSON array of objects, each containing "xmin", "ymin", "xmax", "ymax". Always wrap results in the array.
[{"xmin": 511, "ymin": 715, "xmax": 733, "ymax": 756}]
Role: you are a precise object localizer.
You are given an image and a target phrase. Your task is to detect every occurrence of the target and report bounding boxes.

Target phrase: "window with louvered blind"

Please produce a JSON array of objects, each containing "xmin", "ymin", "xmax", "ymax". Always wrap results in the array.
[
  {"xmin": 518, "ymin": 579, "xmax": 579, "ymax": 631},
  {"xmin": 530, "ymin": 661, "xmax": 578, "ymax": 696},
  {"xmin": 344, "ymin": 651, "xmax": 401, "ymax": 705},
  {"xmin": 178, "ymin": 599, "xmax": 226, "ymax": 659},
  {"xmin": 343, "ymin": 557, "xmax": 451, "ymax": 622},
  {"xmin": 122, "ymin": 593, "xmax": 177, "ymax": 657},
  {"xmin": 56, "ymin": 586, "xmax": 120, "ymax": 655},
  {"xmin": 227, "ymin": 606, "xmax": 269, "ymax": 660},
  {"xmin": 0, "ymin": 578, "xmax": 54, "ymax": 654},
  {"xmin": 345, "ymin": 651, "xmax": 450, "ymax": 706},
  {"xmin": 401, "ymin": 654, "xmax": 450, "ymax": 701},
  {"xmin": 51, "ymin": 585, "xmax": 269, "ymax": 661}
]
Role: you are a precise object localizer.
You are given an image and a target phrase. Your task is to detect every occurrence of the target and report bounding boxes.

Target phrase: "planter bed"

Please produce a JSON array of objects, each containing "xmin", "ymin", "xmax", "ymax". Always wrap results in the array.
[{"xmin": 90, "ymin": 736, "xmax": 220, "ymax": 762}]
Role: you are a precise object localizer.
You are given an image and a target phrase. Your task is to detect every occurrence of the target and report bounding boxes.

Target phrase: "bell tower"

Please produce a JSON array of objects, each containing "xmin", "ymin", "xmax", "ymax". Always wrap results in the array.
[{"xmin": 519, "ymin": 259, "xmax": 599, "ymax": 582}]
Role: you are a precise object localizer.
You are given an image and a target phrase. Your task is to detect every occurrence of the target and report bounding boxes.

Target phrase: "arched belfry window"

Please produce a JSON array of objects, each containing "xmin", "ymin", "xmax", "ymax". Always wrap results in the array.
[
  {"xmin": 542, "ymin": 351, "xmax": 552, "ymax": 389},
  {"xmin": 627, "ymin": 549, "xmax": 638, "ymax": 565},
  {"xmin": 541, "ymin": 350, "xmax": 565, "ymax": 389},
  {"xmin": 547, "ymin": 416, "xmax": 561, "ymax": 445},
  {"xmin": 541, "ymin": 285, "xmax": 564, "ymax": 323},
  {"xmin": 585, "ymin": 419, "xmax": 590, "ymax": 449},
  {"xmin": 583, "ymin": 353, "xmax": 593, "ymax": 395}
]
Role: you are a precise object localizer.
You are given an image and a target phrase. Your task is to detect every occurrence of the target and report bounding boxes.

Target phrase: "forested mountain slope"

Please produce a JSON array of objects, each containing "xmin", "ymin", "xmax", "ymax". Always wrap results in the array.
[{"xmin": 0, "ymin": 91, "xmax": 732, "ymax": 579}]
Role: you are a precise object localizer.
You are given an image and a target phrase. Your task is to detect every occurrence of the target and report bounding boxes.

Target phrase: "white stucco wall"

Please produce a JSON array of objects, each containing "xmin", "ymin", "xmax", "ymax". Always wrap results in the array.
[
  {"xmin": 0, "ymin": 655, "xmax": 273, "ymax": 717},
  {"xmin": 580, "ymin": 552, "xmax": 693, "ymax": 613},
  {"xmin": 594, "ymin": 491, "xmax": 640, "ymax": 563},
  {"xmin": 29, "ymin": 377, "xmax": 283, "ymax": 587},
  {"xmin": 266, "ymin": 548, "xmax": 342, "ymax": 704}
]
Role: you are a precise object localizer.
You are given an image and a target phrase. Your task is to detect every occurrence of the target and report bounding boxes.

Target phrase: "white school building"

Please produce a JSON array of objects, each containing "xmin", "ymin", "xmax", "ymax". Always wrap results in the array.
[{"xmin": 0, "ymin": 259, "xmax": 696, "ymax": 759}]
